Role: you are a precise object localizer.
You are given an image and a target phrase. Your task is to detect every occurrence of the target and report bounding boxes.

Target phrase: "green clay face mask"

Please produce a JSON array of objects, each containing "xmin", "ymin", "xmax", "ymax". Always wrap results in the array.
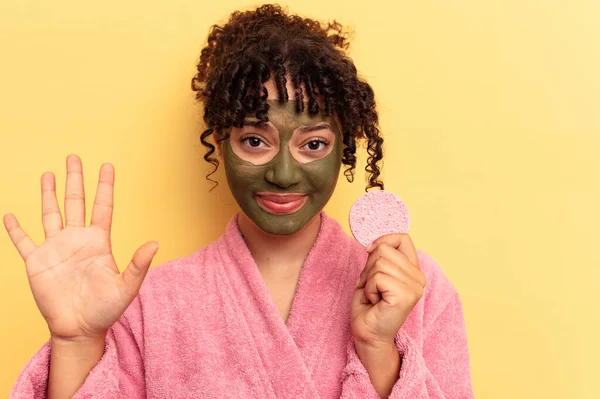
[{"xmin": 222, "ymin": 100, "xmax": 343, "ymax": 235}]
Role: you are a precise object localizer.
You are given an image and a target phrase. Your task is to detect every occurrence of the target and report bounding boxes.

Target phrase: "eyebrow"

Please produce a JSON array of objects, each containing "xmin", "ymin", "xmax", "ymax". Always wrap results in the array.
[
  {"xmin": 242, "ymin": 120, "xmax": 332, "ymax": 134},
  {"xmin": 296, "ymin": 123, "xmax": 332, "ymax": 134},
  {"xmin": 242, "ymin": 119, "xmax": 272, "ymax": 130}
]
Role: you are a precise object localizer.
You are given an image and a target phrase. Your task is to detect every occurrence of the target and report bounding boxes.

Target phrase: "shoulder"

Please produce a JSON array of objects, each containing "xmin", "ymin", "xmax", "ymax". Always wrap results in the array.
[
  {"xmin": 417, "ymin": 248, "xmax": 458, "ymax": 297},
  {"xmin": 415, "ymin": 248, "xmax": 463, "ymax": 332},
  {"xmin": 323, "ymin": 213, "xmax": 459, "ymax": 297}
]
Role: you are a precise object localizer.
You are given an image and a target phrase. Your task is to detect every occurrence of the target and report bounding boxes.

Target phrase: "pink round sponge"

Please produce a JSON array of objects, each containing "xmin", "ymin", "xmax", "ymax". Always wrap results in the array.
[{"xmin": 349, "ymin": 190, "xmax": 410, "ymax": 247}]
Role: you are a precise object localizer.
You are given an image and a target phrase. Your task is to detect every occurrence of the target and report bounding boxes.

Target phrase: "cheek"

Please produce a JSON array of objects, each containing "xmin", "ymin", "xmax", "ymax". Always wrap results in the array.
[
  {"xmin": 300, "ymin": 140, "xmax": 343, "ymax": 189},
  {"xmin": 223, "ymin": 147, "xmax": 267, "ymax": 188},
  {"xmin": 301, "ymin": 157, "xmax": 342, "ymax": 190},
  {"xmin": 227, "ymin": 164, "xmax": 266, "ymax": 185}
]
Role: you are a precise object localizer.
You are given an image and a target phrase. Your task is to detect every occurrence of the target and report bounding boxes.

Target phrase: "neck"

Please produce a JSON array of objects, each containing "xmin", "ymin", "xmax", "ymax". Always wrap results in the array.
[{"xmin": 237, "ymin": 212, "xmax": 322, "ymax": 278}]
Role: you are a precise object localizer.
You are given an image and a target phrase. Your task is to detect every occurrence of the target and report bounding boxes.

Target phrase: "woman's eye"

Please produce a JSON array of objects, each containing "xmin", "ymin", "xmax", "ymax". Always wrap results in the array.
[
  {"xmin": 242, "ymin": 137, "xmax": 265, "ymax": 148},
  {"xmin": 303, "ymin": 140, "xmax": 326, "ymax": 151}
]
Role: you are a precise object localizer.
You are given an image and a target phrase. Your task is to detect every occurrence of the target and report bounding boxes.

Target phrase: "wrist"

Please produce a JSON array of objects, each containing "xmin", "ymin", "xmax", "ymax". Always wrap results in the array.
[
  {"xmin": 47, "ymin": 333, "xmax": 107, "ymax": 399},
  {"xmin": 355, "ymin": 339, "xmax": 397, "ymax": 361},
  {"xmin": 50, "ymin": 329, "xmax": 107, "ymax": 344},
  {"xmin": 50, "ymin": 334, "xmax": 106, "ymax": 358},
  {"xmin": 354, "ymin": 336, "xmax": 395, "ymax": 352}
]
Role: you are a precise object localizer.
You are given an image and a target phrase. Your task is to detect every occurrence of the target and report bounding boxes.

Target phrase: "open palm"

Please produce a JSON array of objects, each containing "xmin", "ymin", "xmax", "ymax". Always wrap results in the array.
[{"xmin": 3, "ymin": 155, "xmax": 159, "ymax": 341}]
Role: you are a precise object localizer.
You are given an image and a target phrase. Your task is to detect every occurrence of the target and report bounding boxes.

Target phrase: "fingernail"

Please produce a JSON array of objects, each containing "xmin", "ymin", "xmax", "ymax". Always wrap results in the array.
[{"xmin": 365, "ymin": 243, "xmax": 374, "ymax": 252}]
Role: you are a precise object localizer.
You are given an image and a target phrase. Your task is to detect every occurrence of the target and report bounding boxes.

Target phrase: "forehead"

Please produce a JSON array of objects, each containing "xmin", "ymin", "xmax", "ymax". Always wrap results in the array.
[
  {"xmin": 260, "ymin": 101, "xmax": 334, "ymax": 127},
  {"xmin": 259, "ymin": 75, "xmax": 337, "ymax": 128}
]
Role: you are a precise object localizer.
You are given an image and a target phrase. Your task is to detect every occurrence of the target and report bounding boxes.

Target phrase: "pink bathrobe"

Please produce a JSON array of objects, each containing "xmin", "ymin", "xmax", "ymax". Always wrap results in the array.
[{"xmin": 10, "ymin": 213, "xmax": 473, "ymax": 398}]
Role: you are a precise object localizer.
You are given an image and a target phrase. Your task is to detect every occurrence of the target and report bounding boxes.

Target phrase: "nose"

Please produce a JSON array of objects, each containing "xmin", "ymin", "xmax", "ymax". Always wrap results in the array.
[{"xmin": 264, "ymin": 149, "xmax": 302, "ymax": 189}]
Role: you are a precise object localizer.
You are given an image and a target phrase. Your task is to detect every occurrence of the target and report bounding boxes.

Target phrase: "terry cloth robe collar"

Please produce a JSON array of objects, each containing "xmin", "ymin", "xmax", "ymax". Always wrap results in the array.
[{"xmin": 216, "ymin": 212, "xmax": 350, "ymax": 398}]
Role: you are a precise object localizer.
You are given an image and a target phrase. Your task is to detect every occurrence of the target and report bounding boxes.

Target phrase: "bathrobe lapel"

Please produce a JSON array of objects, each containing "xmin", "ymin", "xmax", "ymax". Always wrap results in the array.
[{"xmin": 217, "ymin": 213, "xmax": 351, "ymax": 398}]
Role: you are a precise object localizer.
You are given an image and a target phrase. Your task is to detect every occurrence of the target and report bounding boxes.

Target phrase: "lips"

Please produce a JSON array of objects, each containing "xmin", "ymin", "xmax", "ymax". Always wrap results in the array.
[{"xmin": 256, "ymin": 192, "xmax": 308, "ymax": 215}]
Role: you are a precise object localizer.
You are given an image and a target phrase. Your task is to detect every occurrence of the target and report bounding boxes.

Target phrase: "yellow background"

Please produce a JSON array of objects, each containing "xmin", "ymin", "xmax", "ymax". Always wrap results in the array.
[{"xmin": 1, "ymin": 0, "xmax": 598, "ymax": 397}]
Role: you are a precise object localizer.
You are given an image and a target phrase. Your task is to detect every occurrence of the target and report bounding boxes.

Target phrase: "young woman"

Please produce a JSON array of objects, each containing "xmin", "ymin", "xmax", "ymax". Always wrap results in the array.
[{"xmin": 6, "ymin": 5, "xmax": 473, "ymax": 399}]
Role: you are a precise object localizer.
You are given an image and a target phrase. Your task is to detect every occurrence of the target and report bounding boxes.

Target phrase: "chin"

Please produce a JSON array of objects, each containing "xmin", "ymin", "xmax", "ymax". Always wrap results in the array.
[
  {"xmin": 242, "ymin": 210, "xmax": 320, "ymax": 237},
  {"xmin": 257, "ymin": 219, "xmax": 307, "ymax": 236}
]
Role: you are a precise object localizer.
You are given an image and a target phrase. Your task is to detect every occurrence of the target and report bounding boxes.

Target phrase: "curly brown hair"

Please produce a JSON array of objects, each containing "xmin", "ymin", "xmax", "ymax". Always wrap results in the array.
[{"xmin": 191, "ymin": 3, "xmax": 384, "ymax": 190}]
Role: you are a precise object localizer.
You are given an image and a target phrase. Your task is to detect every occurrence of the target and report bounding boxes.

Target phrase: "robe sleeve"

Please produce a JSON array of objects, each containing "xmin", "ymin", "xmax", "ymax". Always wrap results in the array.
[
  {"xmin": 9, "ymin": 297, "xmax": 146, "ymax": 399},
  {"xmin": 339, "ymin": 291, "xmax": 474, "ymax": 399}
]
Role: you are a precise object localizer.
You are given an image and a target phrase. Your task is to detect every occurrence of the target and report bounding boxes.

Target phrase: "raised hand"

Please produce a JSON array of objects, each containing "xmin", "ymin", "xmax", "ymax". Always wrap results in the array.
[
  {"xmin": 351, "ymin": 233, "xmax": 426, "ymax": 348},
  {"xmin": 3, "ymin": 154, "xmax": 159, "ymax": 342}
]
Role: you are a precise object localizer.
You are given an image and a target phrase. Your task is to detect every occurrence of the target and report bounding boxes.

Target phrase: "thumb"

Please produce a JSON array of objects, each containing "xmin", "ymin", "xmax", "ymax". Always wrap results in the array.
[{"xmin": 121, "ymin": 241, "xmax": 159, "ymax": 299}]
